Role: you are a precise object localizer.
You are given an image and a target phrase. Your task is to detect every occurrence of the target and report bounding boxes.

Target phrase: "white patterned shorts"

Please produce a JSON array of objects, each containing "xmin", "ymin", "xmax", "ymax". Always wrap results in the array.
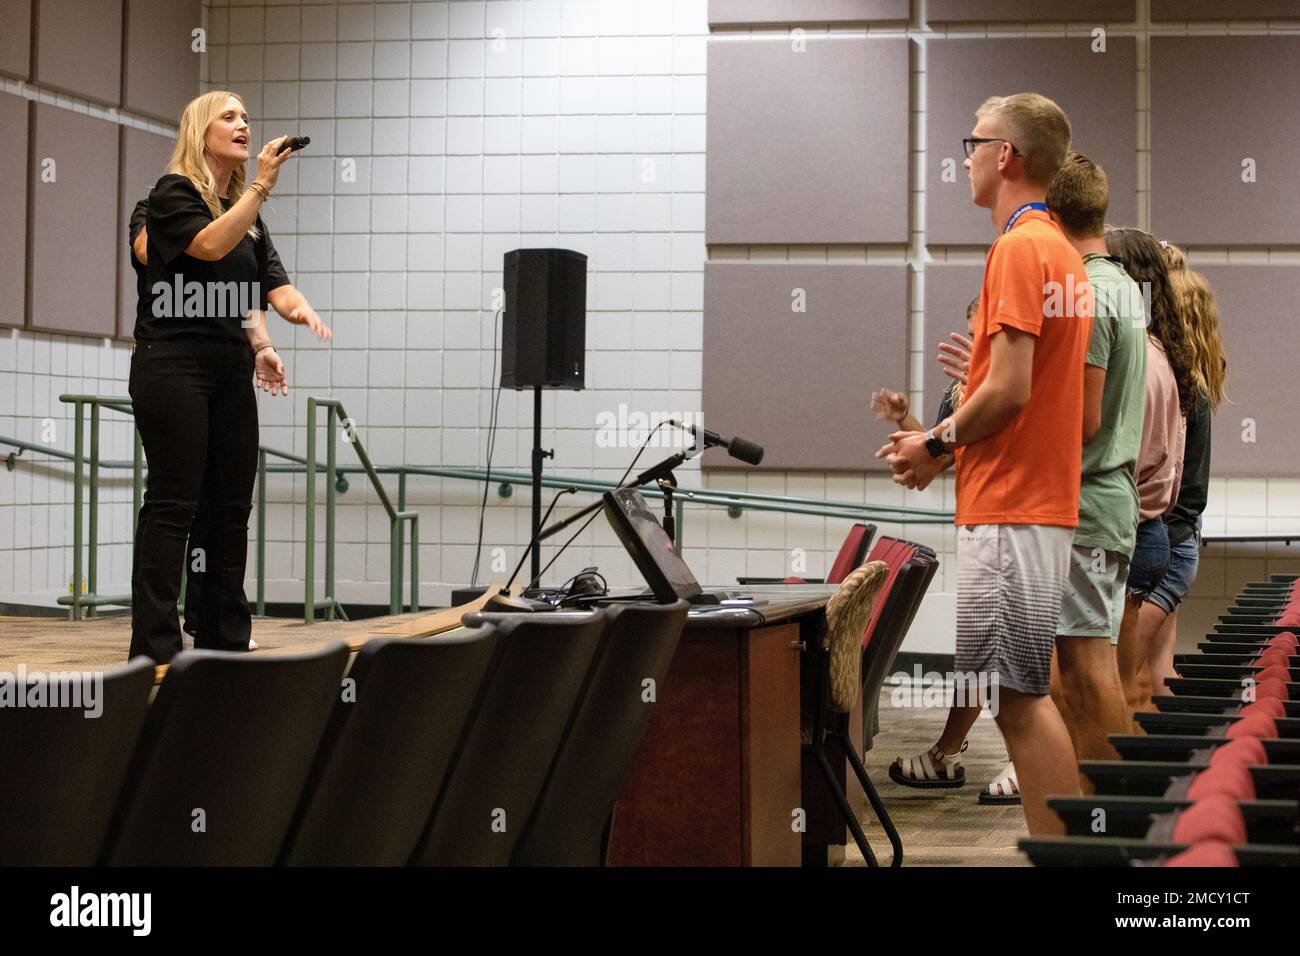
[{"xmin": 956, "ymin": 523, "xmax": 1073, "ymax": 696}]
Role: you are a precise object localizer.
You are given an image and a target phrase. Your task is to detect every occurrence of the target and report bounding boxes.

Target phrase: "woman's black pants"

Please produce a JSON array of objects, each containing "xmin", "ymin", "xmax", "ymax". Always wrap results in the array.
[{"xmin": 129, "ymin": 339, "xmax": 258, "ymax": 663}]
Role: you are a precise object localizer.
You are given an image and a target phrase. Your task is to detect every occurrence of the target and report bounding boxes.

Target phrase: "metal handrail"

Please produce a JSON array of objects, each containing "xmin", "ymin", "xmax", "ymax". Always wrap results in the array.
[
  {"xmin": 2, "ymin": 399, "xmax": 958, "ymax": 621},
  {"xmin": 303, "ymin": 396, "xmax": 419, "ymax": 622},
  {"xmin": 5, "ymin": 442, "xmax": 954, "ymax": 522}
]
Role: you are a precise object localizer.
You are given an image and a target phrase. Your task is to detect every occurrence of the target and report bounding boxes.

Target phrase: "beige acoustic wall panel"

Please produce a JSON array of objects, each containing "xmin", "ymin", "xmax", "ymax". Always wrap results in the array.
[
  {"xmin": 1151, "ymin": 37, "xmax": 1300, "ymax": 246},
  {"xmin": 1190, "ymin": 266, "xmax": 1299, "ymax": 478},
  {"xmin": 702, "ymin": 262, "xmax": 909, "ymax": 471},
  {"xmin": 920, "ymin": 264, "xmax": 986, "ymax": 429},
  {"xmin": 926, "ymin": 0, "xmax": 1134, "ymax": 21},
  {"xmin": 28, "ymin": 104, "xmax": 119, "ymax": 337},
  {"xmin": 123, "ymin": 0, "xmax": 202, "ymax": 125},
  {"xmin": 0, "ymin": 0, "xmax": 33, "ymax": 79},
  {"xmin": 33, "ymin": 0, "xmax": 123, "ymax": 106},
  {"xmin": 708, "ymin": 0, "xmax": 909, "ymax": 26},
  {"xmin": 0, "ymin": 95, "xmax": 29, "ymax": 328},
  {"xmin": 117, "ymin": 127, "xmax": 174, "ymax": 339},
  {"xmin": 1153, "ymin": 1, "xmax": 1300, "ymax": 19},
  {"xmin": 706, "ymin": 37, "xmax": 909, "ymax": 245},
  {"xmin": 926, "ymin": 37, "xmax": 1137, "ymax": 246}
]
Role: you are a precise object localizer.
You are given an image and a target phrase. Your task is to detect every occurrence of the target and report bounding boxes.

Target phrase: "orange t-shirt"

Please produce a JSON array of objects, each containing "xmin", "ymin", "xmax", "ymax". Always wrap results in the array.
[{"xmin": 954, "ymin": 209, "xmax": 1093, "ymax": 528}]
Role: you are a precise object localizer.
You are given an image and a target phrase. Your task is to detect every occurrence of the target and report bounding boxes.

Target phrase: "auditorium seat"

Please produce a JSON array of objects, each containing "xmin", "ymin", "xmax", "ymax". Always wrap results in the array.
[
  {"xmin": 0, "ymin": 657, "xmax": 155, "ymax": 866},
  {"xmin": 804, "ymin": 561, "xmax": 891, "ymax": 865},
  {"xmin": 799, "ymin": 536, "xmax": 937, "ymax": 864},
  {"xmin": 1049, "ymin": 794, "xmax": 1297, "ymax": 845},
  {"xmin": 738, "ymin": 521, "xmax": 876, "ymax": 585},
  {"xmin": 511, "ymin": 600, "xmax": 689, "ymax": 866},
  {"xmin": 861, "ymin": 538, "xmax": 940, "ymax": 748},
  {"xmin": 1163, "ymin": 841, "xmax": 1240, "ymax": 867},
  {"xmin": 409, "ymin": 611, "xmax": 608, "ymax": 866},
  {"xmin": 100, "ymin": 642, "xmax": 350, "ymax": 866},
  {"xmin": 1025, "ymin": 576, "xmax": 1300, "ymax": 868},
  {"xmin": 1076, "ymin": 759, "xmax": 1300, "ymax": 800},
  {"xmin": 278, "ymin": 628, "xmax": 499, "ymax": 866},
  {"xmin": 1108, "ymin": 734, "xmax": 1300, "ymax": 764},
  {"xmin": 1019, "ymin": 836, "xmax": 1295, "ymax": 866}
]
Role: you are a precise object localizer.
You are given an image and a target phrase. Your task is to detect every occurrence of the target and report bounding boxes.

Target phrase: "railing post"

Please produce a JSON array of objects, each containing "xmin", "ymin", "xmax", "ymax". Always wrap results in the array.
[
  {"xmin": 325, "ymin": 404, "xmax": 337, "ymax": 621},
  {"xmin": 305, "ymin": 396, "xmax": 316, "ymax": 625},
  {"xmin": 394, "ymin": 471, "xmax": 405, "ymax": 611},
  {"xmin": 389, "ymin": 515, "xmax": 400, "ymax": 616},
  {"xmin": 88, "ymin": 402, "xmax": 100, "ymax": 618},
  {"xmin": 256, "ymin": 447, "xmax": 266, "ymax": 617},
  {"xmin": 70, "ymin": 401, "xmax": 83, "ymax": 621},
  {"xmin": 675, "ymin": 497, "xmax": 685, "ymax": 552},
  {"xmin": 410, "ymin": 515, "xmax": 419, "ymax": 613}
]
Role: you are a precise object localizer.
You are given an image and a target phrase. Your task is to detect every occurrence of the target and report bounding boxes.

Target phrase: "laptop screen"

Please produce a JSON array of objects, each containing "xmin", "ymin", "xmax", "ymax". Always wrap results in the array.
[{"xmin": 602, "ymin": 488, "xmax": 704, "ymax": 602}]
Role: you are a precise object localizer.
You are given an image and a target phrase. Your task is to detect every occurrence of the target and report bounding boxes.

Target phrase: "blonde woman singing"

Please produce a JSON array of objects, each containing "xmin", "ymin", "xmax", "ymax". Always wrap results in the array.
[{"xmin": 129, "ymin": 91, "xmax": 297, "ymax": 662}]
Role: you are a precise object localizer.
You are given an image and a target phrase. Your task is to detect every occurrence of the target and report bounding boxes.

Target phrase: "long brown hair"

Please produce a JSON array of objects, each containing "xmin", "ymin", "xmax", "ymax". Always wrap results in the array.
[
  {"xmin": 1169, "ymin": 268, "xmax": 1228, "ymax": 411},
  {"xmin": 1103, "ymin": 226, "xmax": 1197, "ymax": 417},
  {"xmin": 165, "ymin": 90, "xmax": 259, "ymax": 239}
]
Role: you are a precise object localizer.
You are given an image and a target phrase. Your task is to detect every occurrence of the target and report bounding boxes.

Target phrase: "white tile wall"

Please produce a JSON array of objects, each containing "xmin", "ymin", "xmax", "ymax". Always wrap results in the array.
[{"xmin": 2, "ymin": 1, "xmax": 1298, "ymax": 655}]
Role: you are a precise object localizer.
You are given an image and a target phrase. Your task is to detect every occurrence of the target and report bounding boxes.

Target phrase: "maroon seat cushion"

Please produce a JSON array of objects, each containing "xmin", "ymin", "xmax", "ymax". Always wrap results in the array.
[
  {"xmin": 1268, "ymin": 631, "xmax": 1298, "ymax": 651},
  {"xmin": 1163, "ymin": 840, "xmax": 1239, "ymax": 868},
  {"xmin": 1255, "ymin": 677, "xmax": 1289, "ymax": 702},
  {"xmin": 1238, "ymin": 698, "xmax": 1286, "ymax": 721},
  {"xmin": 1188, "ymin": 762, "xmax": 1256, "ymax": 802},
  {"xmin": 1172, "ymin": 794, "xmax": 1248, "ymax": 846},
  {"xmin": 1254, "ymin": 663, "xmax": 1293, "ymax": 685},
  {"xmin": 1224, "ymin": 711, "xmax": 1278, "ymax": 742},
  {"xmin": 1210, "ymin": 735, "xmax": 1268, "ymax": 767},
  {"xmin": 1251, "ymin": 649, "xmax": 1291, "ymax": 669}
]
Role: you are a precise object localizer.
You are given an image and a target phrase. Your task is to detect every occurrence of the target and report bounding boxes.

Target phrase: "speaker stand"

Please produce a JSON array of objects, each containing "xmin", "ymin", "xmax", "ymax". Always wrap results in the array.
[{"xmin": 529, "ymin": 386, "xmax": 553, "ymax": 585}]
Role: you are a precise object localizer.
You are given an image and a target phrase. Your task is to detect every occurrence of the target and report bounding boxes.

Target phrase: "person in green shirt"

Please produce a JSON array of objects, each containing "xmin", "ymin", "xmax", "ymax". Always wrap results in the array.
[{"xmin": 1045, "ymin": 152, "xmax": 1147, "ymax": 788}]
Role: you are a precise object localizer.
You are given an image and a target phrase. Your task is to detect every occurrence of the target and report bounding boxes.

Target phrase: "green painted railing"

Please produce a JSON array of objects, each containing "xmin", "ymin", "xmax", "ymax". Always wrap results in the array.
[
  {"xmin": 304, "ymin": 396, "xmax": 419, "ymax": 622},
  {"xmin": 1, "ymin": 396, "xmax": 956, "ymax": 622}
]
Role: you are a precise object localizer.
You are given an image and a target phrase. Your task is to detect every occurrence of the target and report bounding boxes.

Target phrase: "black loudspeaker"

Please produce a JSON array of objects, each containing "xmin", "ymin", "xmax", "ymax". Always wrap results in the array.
[{"xmin": 501, "ymin": 248, "xmax": 586, "ymax": 390}]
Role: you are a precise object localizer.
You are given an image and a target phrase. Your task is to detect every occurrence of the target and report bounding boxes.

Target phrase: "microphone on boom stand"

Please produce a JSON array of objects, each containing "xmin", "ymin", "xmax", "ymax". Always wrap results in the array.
[{"xmin": 482, "ymin": 486, "xmax": 579, "ymax": 612}]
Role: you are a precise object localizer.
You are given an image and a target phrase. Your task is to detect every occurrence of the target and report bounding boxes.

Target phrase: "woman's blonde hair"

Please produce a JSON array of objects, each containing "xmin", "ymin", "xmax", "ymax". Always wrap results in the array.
[
  {"xmin": 1160, "ymin": 239, "xmax": 1187, "ymax": 274},
  {"xmin": 166, "ymin": 90, "xmax": 258, "ymax": 239},
  {"xmin": 1169, "ymin": 268, "xmax": 1228, "ymax": 411}
]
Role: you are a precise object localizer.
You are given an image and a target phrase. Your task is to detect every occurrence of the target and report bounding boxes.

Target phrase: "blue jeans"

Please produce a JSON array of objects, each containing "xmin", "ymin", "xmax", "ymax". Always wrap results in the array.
[
  {"xmin": 1126, "ymin": 517, "xmax": 1170, "ymax": 600},
  {"xmin": 1148, "ymin": 521, "xmax": 1202, "ymax": 614}
]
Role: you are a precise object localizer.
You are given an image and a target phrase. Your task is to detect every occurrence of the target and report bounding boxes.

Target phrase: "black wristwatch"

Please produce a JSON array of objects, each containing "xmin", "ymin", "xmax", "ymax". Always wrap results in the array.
[{"xmin": 924, "ymin": 429, "xmax": 947, "ymax": 459}]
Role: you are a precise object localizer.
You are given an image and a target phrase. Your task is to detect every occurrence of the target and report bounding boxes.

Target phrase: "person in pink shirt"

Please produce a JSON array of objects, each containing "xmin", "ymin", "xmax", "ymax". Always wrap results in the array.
[{"xmin": 1102, "ymin": 227, "xmax": 1198, "ymax": 720}]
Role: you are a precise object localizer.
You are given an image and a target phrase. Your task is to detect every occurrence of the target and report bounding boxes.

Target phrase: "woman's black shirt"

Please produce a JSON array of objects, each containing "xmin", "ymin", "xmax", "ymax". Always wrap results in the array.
[{"xmin": 134, "ymin": 174, "xmax": 288, "ymax": 342}]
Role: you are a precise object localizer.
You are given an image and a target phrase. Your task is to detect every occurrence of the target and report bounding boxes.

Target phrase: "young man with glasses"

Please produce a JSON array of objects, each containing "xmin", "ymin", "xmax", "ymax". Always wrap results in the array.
[{"xmin": 878, "ymin": 93, "xmax": 1091, "ymax": 836}]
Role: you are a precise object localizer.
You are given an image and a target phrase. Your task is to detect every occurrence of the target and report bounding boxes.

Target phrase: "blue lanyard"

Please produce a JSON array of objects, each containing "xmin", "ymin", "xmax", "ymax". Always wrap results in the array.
[{"xmin": 1004, "ymin": 202, "xmax": 1048, "ymax": 234}]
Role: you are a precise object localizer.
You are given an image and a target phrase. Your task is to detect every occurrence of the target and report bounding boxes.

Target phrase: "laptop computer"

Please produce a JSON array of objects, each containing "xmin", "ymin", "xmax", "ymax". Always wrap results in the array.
[{"xmin": 601, "ymin": 487, "xmax": 721, "ymax": 605}]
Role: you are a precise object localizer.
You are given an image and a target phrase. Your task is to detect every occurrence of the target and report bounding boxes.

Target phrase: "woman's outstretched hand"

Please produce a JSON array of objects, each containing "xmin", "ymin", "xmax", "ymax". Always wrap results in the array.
[
  {"xmin": 290, "ymin": 303, "xmax": 332, "ymax": 341},
  {"xmin": 870, "ymin": 388, "xmax": 909, "ymax": 424},
  {"xmin": 254, "ymin": 348, "xmax": 288, "ymax": 397}
]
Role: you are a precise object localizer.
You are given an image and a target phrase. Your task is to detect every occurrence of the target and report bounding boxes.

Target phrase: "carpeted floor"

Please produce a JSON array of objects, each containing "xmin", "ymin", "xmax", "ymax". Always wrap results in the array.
[{"xmin": 842, "ymin": 688, "xmax": 1029, "ymax": 866}]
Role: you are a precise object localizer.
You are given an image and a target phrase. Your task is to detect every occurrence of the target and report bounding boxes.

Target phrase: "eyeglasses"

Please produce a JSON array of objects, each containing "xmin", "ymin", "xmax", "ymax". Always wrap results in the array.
[{"xmin": 962, "ymin": 137, "xmax": 1020, "ymax": 159}]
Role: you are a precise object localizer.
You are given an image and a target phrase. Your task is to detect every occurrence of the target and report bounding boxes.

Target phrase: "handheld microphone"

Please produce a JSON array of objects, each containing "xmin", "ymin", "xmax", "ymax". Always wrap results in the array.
[
  {"xmin": 276, "ymin": 135, "xmax": 311, "ymax": 155},
  {"xmin": 668, "ymin": 421, "xmax": 764, "ymax": 466}
]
